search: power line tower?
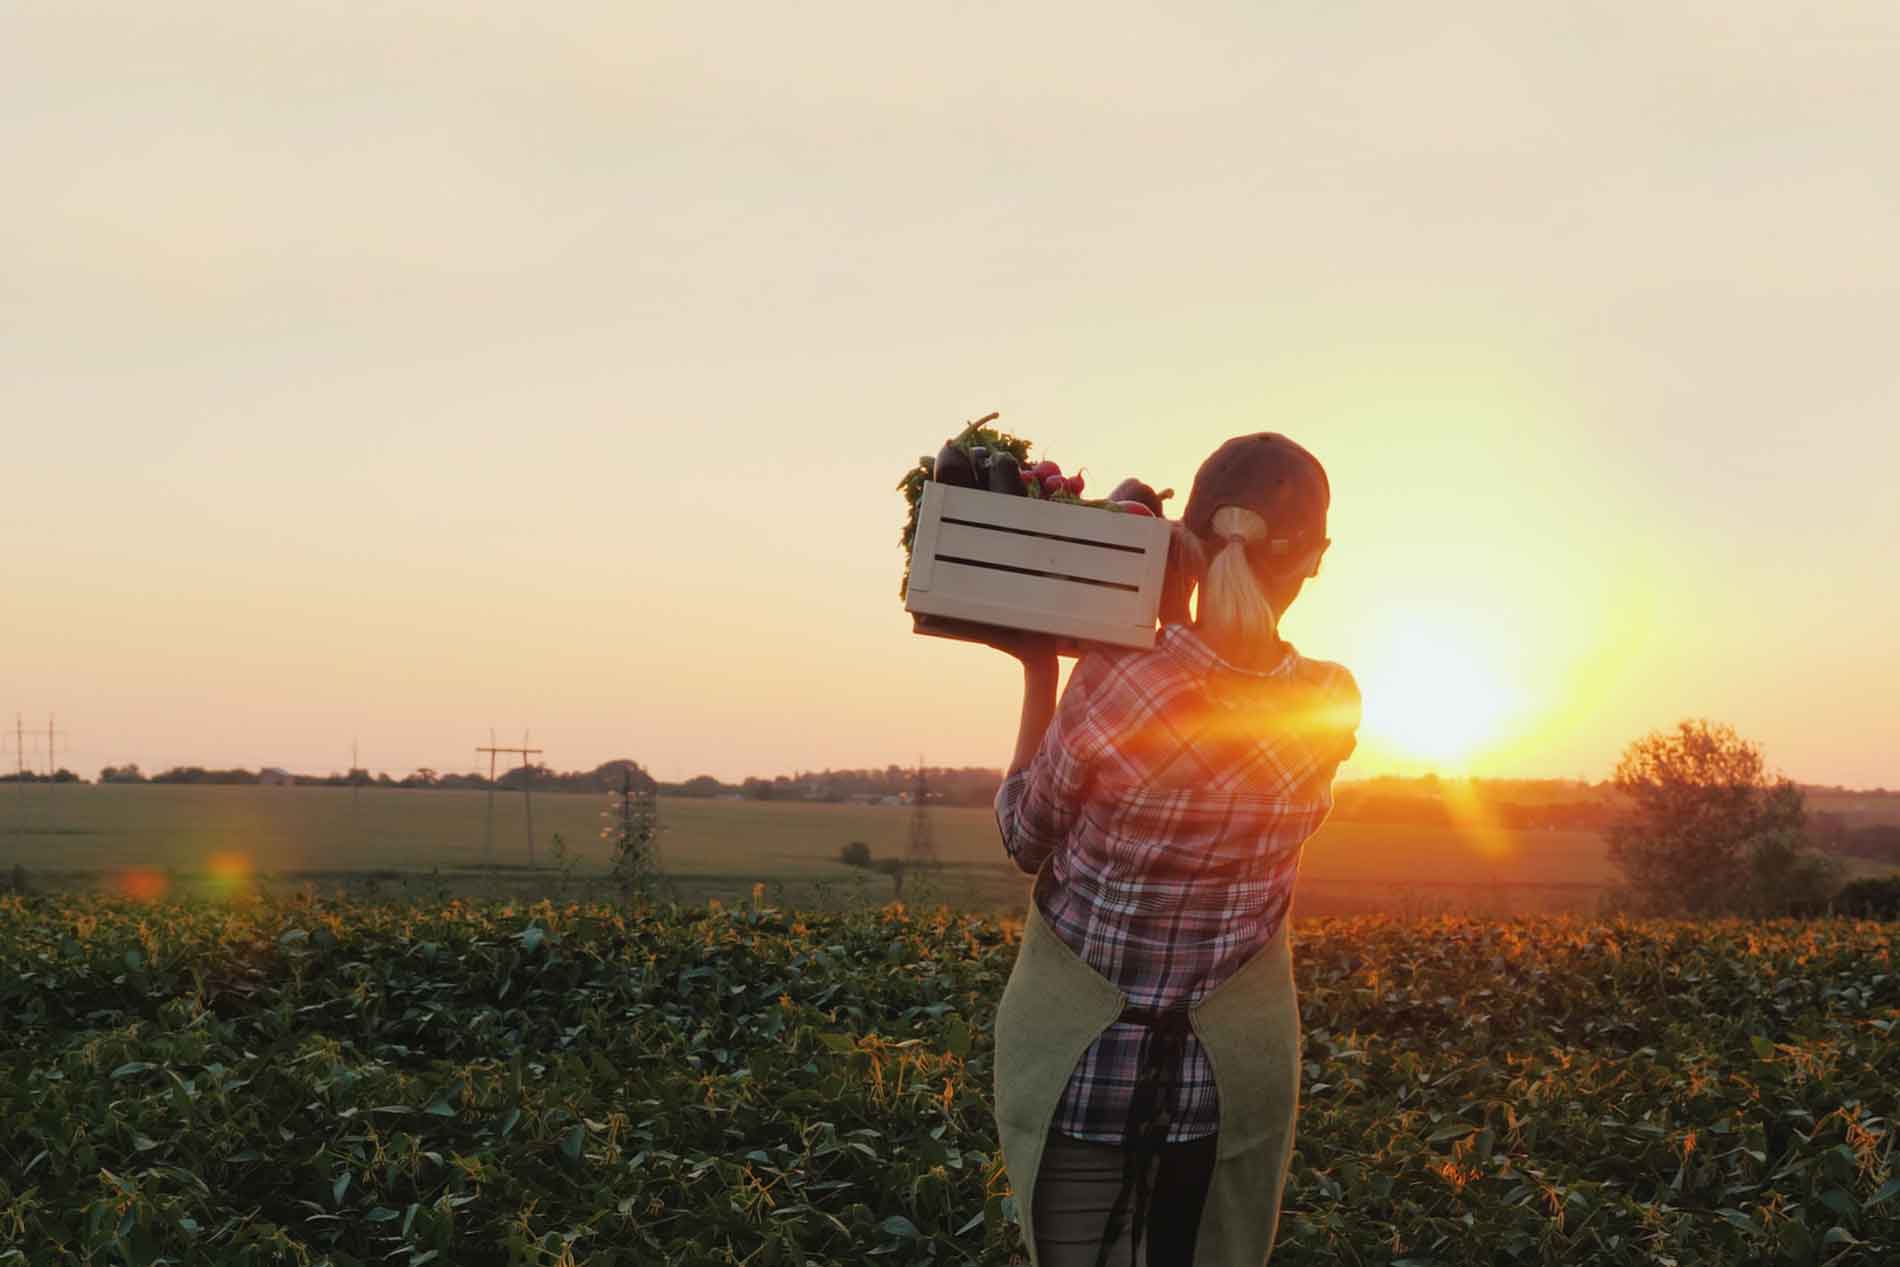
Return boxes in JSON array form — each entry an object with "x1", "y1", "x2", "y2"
[
  {"x1": 477, "y1": 731, "x2": 543, "y2": 867},
  {"x1": 907, "y1": 760, "x2": 939, "y2": 871},
  {"x1": 45, "y1": 715, "x2": 67, "y2": 801},
  {"x1": 6, "y1": 714, "x2": 29, "y2": 809}
]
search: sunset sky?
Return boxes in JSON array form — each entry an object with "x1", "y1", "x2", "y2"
[{"x1": 4, "y1": 3, "x2": 1896, "y2": 789}]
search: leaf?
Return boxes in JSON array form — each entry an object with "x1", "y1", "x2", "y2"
[
  {"x1": 519, "y1": 926, "x2": 545, "y2": 954},
  {"x1": 943, "y1": 1016, "x2": 972, "y2": 1059},
  {"x1": 333, "y1": 1171, "x2": 352, "y2": 1206},
  {"x1": 879, "y1": 1215, "x2": 919, "y2": 1240},
  {"x1": 560, "y1": 1124, "x2": 585, "y2": 1163},
  {"x1": 366, "y1": 1206, "x2": 401, "y2": 1223},
  {"x1": 1749, "y1": 1035, "x2": 1775, "y2": 1060},
  {"x1": 111, "y1": 1062, "x2": 155, "y2": 1080},
  {"x1": 1427, "y1": 1124, "x2": 1476, "y2": 1143},
  {"x1": 1818, "y1": 1188, "x2": 1858, "y2": 1223},
  {"x1": 955, "y1": 1211, "x2": 985, "y2": 1236},
  {"x1": 425, "y1": 1101, "x2": 457, "y2": 1118},
  {"x1": 1867, "y1": 1177, "x2": 1900, "y2": 1208}
]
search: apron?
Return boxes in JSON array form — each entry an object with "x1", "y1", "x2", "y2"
[{"x1": 992, "y1": 864, "x2": 1302, "y2": 1267}]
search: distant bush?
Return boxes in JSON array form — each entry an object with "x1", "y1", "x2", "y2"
[
  {"x1": 1834, "y1": 875, "x2": 1900, "y2": 920},
  {"x1": 838, "y1": 841, "x2": 873, "y2": 868},
  {"x1": 151, "y1": 767, "x2": 257, "y2": 786}
]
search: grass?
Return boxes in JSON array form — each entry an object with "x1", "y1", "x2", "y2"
[{"x1": 2, "y1": 783, "x2": 1893, "y2": 915}]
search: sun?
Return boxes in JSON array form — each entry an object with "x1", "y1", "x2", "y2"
[{"x1": 1354, "y1": 606, "x2": 1521, "y2": 767}]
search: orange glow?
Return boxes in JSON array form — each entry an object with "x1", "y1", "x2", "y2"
[
  {"x1": 207, "y1": 852, "x2": 253, "y2": 894},
  {"x1": 118, "y1": 869, "x2": 169, "y2": 902}
]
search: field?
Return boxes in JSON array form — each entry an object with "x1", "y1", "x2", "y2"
[
  {"x1": 6, "y1": 784, "x2": 1898, "y2": 916},
  {"x1": 1, "y1": 891, "x2": 1895, "y2": 1264}
]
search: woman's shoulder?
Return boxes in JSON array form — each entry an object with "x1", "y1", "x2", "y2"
[
  {"x1": 1286, "y1": 652, "x2": 1359, "y2": 701},
  {"x1": 1279, "y1": 652, "x2": 1362, "y2": 741}
]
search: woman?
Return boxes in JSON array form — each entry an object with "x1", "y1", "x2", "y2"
[{"x1": 987, "y1": 433, "x2": 1360, "y2": 1267}]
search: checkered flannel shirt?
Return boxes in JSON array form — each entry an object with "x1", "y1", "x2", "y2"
[{"x1": 994, "y1": 624, "x2": 1360, "y2": 1144}]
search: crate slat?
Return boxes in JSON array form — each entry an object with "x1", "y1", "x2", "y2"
[
  {"x1": 931, "y1": 518, "x2": 1145, "y2": 588},
  {"x1": 905, "y1": 482, "x2": 1171, "y2": 650}
]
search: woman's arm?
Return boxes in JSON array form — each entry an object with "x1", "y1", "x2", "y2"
[
  {"x1": 1006, "y1": 652, "x2": 1061, "y2": 776},
  {"x1": 986, "y1": 633, "x2": 1089, "y2": 876}
]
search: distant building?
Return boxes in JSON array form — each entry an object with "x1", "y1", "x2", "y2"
[{"x1": 258, "y1": 767, "x2": 293, "y2": 787}]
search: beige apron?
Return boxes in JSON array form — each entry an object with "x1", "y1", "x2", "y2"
[{"x1": 992, "y1": 867, "x2": 1301, "y2": 1266}]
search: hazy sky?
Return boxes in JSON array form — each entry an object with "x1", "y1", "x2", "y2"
[{"x1": 4, "y1": 3, "x2": 1897, "y2": 787}]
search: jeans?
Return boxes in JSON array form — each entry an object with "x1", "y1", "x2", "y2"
[{"x1": 1030, "y1": 1128, "x2": 1218, "y2": 1267}]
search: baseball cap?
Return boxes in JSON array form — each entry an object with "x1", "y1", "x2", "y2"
[{"x1": 1181, "y1": 434, "x2": 1331, "y2": 558}]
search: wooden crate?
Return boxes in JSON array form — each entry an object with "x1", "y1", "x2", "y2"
[{"x1": 904, "y1": 482, "x2": 1172, "y2": 650}]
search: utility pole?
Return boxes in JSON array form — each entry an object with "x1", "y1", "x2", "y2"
[
  {"x1": 522, "y1": 731, "x2": 536, "y2": 868},
  {"x1": 9, "y1": 715, "x2": 24, "y2": 808},
  {"x1": 45, "y1": 715, "x2": 67, "y2": 799},
  {"x1": 476, "y1": 731, "x2": 543, "y2": 867},
  {"x1": 482, "y1": 727, "x2": 498, "y2": 873}
]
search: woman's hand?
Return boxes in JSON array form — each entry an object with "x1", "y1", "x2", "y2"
[
  {"x1": 914, "y1": 613, "x2": 1066, "y2": 668},
  {"x1": 976, "y1": 626, "x2": 1064, "y2": 671}
]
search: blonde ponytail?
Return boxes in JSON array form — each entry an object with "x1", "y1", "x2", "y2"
[{"x1": 1198, "y1": 506, "x2": 1278, "y2": 651}]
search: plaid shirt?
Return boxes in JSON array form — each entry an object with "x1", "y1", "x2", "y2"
[{"x1": 994, "y1": 624, "x2": 1359, "y2": 1144}]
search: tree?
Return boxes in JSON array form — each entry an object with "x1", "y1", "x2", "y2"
[{"x1": 1607, "y1": 720, "x2": 1837, "y2": 915}]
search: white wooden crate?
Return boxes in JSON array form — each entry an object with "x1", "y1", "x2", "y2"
[{"x1": 904, "y1": 482, "x2": 1172, "y2": 649}]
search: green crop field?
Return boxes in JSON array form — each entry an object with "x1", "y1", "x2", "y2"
[
  {"x1": 3, "y1": 785, "x2": 1895, "y2": 915},
  {"x1": 1, "y1": 892, "x2": 1895, "y2": 1264}
]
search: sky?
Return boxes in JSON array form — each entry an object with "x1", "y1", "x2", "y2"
[{"x1": 3, "y1": 2, "x2": 1896, "y2": 789}]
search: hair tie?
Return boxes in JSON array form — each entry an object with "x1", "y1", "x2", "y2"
[{"x1": 1225, "y1": 534, "x2": 1248, "y2": 549}]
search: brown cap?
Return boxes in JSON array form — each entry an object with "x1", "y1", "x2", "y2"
[{"x1": 1181, "y1": 433, "x2": 1329, "y2": 547}]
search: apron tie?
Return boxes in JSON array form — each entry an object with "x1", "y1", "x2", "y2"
[{"x1": 1095, "y1": 1001, "x2": 1196, "y2": 1267}]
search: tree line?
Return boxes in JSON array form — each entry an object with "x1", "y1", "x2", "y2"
[{"x1": 88, "y1": 760, "x2": 660, "y2": 793}]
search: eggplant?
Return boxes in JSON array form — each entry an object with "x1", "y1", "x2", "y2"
[
  {"x1": 968, "y1": 446, "x2": 991, "y2": 486},
  {"x1": 932, "y1": 441, "x2": 979, "y2": 488},
  {"x1": 986, "y1": 452, "x2": 1027, "y2": 495},
  {"x1": 1107, "y1": 478, "x2": 1172, "y2": 516}
]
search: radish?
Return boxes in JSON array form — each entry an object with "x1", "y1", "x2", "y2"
[
  {"x1": 1111, "y1": 499, "x2": 1156, "y2": 516},
  {"x1": 1030, "y1": 460, "x2": 1063, "y2": 482},
  {"x1": 1065, "y1": 473, "x2": 1085, "y2": 496},
  {"x1": 1042, "y1": 474, "x2": 1066, "y2": 496}
]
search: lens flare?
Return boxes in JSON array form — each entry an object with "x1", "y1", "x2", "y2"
[
  {"x1": 207, "y1": 852, "x2": 253, "y2": 895},
  {"x1": 118, "y1": 869, "x2": 170, "y2": 902}
]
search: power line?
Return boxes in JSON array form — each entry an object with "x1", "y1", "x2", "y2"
[{"x1": 477, "y1": 730, "x2": 543, "y2": 869}]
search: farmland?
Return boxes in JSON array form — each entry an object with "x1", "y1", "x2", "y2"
[
  {"x1": 1, "y1": 891, "x2": 1896, "y2": 1264},
  {"x1": 5, "y1": 783, "x2": 1898, "y2": 916}
]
